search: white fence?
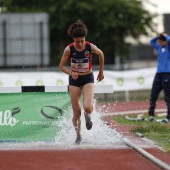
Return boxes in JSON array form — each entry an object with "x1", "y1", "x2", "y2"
[{"x1": 0, "y1": 67, "x2": 156, "y2": 92}]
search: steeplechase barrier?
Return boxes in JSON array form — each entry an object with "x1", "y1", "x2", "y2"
[{"x1": 0, "y1": 85, "x2": 113, "y2": 142}]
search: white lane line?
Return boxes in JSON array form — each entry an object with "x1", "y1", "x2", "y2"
[{"x1": 101, "y1": 109, "x2": 167, "y2": 117}]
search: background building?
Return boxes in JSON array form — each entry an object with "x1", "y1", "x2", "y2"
[{"x1": 0, "y1": 13, "x2": 49, "y2": 68}]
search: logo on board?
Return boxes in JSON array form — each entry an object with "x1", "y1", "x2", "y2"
[
  {"x1": 40, "y1": 106, "x2": 62, "y2": 119},
  {"x1": 0, "y1": 107, "x2": 20, "y2": 127},
  {"x1": 0, "y1": 106, "x2": 63, "y2": 127}
]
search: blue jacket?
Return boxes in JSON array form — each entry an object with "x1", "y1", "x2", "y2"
[{"x1": 150, "y1": 35, "x2": 170, "y2": 73}]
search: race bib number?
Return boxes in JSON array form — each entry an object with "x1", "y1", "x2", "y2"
[{"x1": 71, "y1": 58, "x2": 89, "y2": 72}]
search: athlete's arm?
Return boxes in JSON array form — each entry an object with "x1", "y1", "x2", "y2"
[
  {"x1": 163, "y1": 33, "x2": 170, "y2": 49},
  {"x1": 91, "y1": 43, "x2": 104, "y2": 82},
  {"x1": 59, "y1": 46, "x2": 71, "y2": 75},
  {"x1": 59, "y1": 46, "x2": 78, "y2": 80},
  {"x1": 150, "y1": 37, "x2": 159, "y2": 50}
]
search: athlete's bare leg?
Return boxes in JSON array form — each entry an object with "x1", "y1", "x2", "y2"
[
  {"x1": 82, "y1": 83, "x2": 94, "y2": 115},
  {"x1": 82, "y1": 83, "x2": 94, "y2": 130},
  {"x1": 69, "y1": 85, "x2": 82, "y2": 139}
]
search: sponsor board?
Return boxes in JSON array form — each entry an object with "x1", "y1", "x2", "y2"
[{"x1": 0, "y1": 92, "x2": 70, "y2": 142}]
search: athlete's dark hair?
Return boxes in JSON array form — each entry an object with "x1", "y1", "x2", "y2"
[
  {"x1": 158, "y1": 32, "x2": 166, "y2": 41},
  {"x1": 158, "y1": 34, "x2": 166, "y2": 41},
  {"x1": 67, "y1": 20, "x2": 88, "y2": 38}
]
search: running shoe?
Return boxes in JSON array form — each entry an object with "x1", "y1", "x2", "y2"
[
  {"x1": 85, "y1": 115, "x2": 93, "y2": 130},
  {"x1": 74, "y1": 136, "x2": 82, "y2": 145},
  {"x1": 149, "y1": 116, "x2": 154, "y2": 122},
  {"x1": 161, "y1": 118, "x2": 169, "y2": 124}
]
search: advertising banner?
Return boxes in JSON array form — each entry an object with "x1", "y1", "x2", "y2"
[
  {"x1": 0, "y1": 67, "x2": 156, "y2": 91},
  {"x1": 0, "y1": 92, "x2": 71, "y2": 142}
]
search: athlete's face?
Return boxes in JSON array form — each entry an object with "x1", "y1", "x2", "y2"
[
  {"x1": 73, "y1": 37, "x2": 85, "y2": 48},
  {"x1": 158, "y1": 40, "x2": 167, "y2": 47}
]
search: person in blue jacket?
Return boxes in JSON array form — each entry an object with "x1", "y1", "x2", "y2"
[{"x1": 148, "y1": 32, "x2": 170, "y2": 123}]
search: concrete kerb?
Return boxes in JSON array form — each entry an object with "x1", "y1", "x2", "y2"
[{"x1": 123, "y1": 138, "x2": 170, "y2": 170}]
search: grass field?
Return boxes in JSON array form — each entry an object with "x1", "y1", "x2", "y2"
[{"x1": 113, "y1": 115, "x2": 170, "y2": 154}]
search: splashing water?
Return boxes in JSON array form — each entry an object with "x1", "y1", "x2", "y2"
[{"x1": 54, "y1": 101, "x2": 124, "y2": 149}]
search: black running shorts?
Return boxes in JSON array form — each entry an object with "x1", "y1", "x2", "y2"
[{"x1": 69, "y1": 72, "x2": 94, "y2": 89}]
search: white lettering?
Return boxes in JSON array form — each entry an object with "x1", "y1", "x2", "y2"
[
  {"x1": 22, "y1": 121, "x2": 52, "y2": 125},
  {"x1": 0, "y1": 110, "x2": 19, "y2": 127},
  {"x1": 0, "y1": 111, "x2": 3, "y2": 125}
]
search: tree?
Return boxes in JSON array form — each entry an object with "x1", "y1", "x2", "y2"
[{"x1": 0, "y1": 0, "x2": 156, "y2": 65}]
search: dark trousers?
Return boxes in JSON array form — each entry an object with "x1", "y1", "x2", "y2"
[{"x1": 148, "y1": 73, "x2": 170, "y2": 120}]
